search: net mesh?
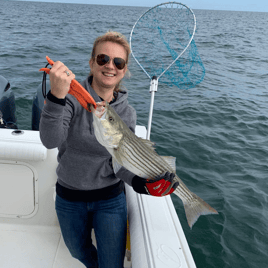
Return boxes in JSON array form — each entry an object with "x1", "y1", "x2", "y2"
[{"x1": 130, "y1": 2, "x2": 205, "y2": 89}]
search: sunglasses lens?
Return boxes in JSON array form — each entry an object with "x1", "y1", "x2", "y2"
[
  {"x1": 96, "y1": 54, "x2": 109, "y2": 66},
  {"x1": 96, "y1": 54, "x2": 126, "y2": 70},
  {"x1": 114, "y1": 58, "x2": 126, "y2": 70}
]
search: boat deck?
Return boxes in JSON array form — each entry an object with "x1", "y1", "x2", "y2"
[{"x1": 0, "y1": 224, "x2": 130, "y2": 268}]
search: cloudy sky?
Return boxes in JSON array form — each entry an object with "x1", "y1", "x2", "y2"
[{"x1": 15, "y1": 0, "x2": 268, "y2": 12}]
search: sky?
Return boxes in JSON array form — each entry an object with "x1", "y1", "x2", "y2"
[{"x1": 15, "y1": 0, "x2": 268, "y2": 12}]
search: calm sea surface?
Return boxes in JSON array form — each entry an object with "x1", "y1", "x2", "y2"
[{"x1": 1, "y1": 1, "x2": 268, "y2": 267}]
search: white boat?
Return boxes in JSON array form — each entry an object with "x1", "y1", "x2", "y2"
[{"x1": 0, "y1": 75, "x2": 196, "y2": 268}]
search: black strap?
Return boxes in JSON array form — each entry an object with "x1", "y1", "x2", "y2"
[{"x1": 42, "y1": 63, "x2": 50, "y2": 99}]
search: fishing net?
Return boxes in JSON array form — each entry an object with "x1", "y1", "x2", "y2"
[{"x1": 130, "y1": 2, "x2": 205, "y2": 89}]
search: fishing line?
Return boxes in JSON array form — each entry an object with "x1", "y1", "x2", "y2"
[{"x1": 130, "y1": 1, "x2": 205, "y2": 139}]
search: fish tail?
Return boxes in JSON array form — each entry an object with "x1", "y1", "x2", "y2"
[{"x1": 174, "y1": 187, "x2": 218, "y2": 228}]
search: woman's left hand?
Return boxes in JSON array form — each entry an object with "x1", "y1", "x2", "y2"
[{"x1": 132, "y1": 172, "x2": 179, "y2": 197}]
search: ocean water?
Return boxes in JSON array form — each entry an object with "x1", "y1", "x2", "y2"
[{"x1": 1, "y1": 1, "x2": 268, "y2": 267}]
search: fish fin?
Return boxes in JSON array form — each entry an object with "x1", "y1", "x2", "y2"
[
  {"x1": 161, "y1": 156, "x2": 176, "y2": 171},
  {"x1": 174, "y1": 187, "x2": 218, "y2": 228},
  {"x1": 112, "y1": 157, "x2": 122, "y2": 174},
  {"x1": 137, "y1": 137, "x2": 156, "y2": 150}
]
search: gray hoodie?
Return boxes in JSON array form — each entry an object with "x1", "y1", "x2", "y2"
[{"x1": 39, "y1": 76, "x2": 137, "y2": 191}]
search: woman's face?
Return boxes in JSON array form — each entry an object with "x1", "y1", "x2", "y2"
[{"x1": 89, "y1": 41, "x2": 128, "y2": 91}]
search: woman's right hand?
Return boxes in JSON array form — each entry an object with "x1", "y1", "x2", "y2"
[{"x1": 49, "y1": 61, "x2": 75, "y2": 99}]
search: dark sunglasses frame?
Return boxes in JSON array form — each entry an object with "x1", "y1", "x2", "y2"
[{"x1": 96, "y1": 54, "x2": 126, "y2": 70}]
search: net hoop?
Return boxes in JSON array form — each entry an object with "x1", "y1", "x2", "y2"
[{"x1": 129, "y1": 1, "x2": 197, "y2": 81}]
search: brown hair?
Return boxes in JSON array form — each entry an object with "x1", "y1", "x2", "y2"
[{"x1": 89, "y1": 31, "x2": 131, "y2": 92}]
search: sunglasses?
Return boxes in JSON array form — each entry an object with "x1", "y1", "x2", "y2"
[{"x1": 96, "y1": 54, "x2": 126, "y2": 70}]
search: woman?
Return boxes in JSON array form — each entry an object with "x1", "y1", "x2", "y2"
[{"x1": 40, "y1": 31, "x2": 177, "y2": 268}]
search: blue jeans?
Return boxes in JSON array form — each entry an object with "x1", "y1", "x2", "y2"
[{"x1": 55, "y1": 191, "x2": 127, "y2": 268}]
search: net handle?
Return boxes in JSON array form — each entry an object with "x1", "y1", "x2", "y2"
[{"x1": 129, "y1": 1, "x2": 197, "y2": 81}]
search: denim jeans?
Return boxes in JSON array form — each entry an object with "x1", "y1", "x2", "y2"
[{"x1": 55, "y1": 191, "x2": 127, "y2": 268}]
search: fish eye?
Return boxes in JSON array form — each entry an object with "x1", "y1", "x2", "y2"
[{"x1": 108, "y1": 116, "x2": 114, "y2": 122}]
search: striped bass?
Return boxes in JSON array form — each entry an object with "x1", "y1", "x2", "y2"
[{"x1": 90, "y1": 101, "x2": 218, "y2": 228}]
